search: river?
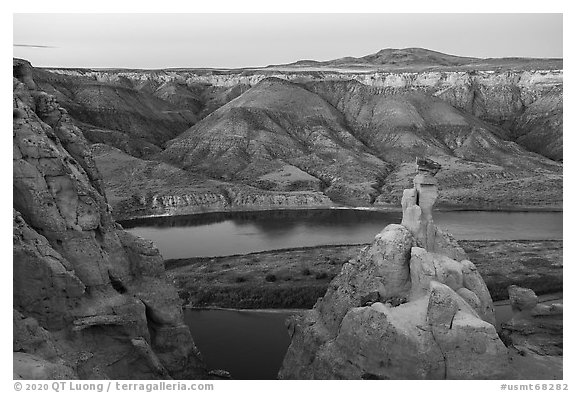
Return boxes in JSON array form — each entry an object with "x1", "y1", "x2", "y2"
[
  {"x1": 184, "y1": 292, "x2": 562, "y2": 380},
  {"x1": 125, "y1": 209, "x2": 562, "y2": 379},
  {"x1": 121, "y1": 209, "x2": 562, "y2": 259}
]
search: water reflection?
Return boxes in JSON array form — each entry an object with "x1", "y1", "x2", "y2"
[
  {"x1": 184, "y1": 309, "x2": 295, "y2": 380},
  {"x1": 121, "y1": 209, "x2": 402, "y2": 231},
  {"x1": 185, "y1": 297, "x2": 561, "y2": 380},
  {"x1": 121, "y1": 209, "x2": 562, "y2": 259}
]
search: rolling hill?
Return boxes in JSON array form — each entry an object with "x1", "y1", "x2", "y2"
[{"x1": 271, "y1": 47, "x2": 562, "y2": 72}]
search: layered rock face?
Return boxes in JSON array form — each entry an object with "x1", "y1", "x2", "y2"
[
  {"x1": 117, "y1": 186, "x2": 333, "y2": 220},
  {"x1": 279, "y1": 162, "x2": 509, "y2": 379},
  {"x1": 158, "y1": 77, "x2": 393, "y2": 207},
  {"x1": 13, "y1": 59, "x2": 207, "y2": 379},
  {"x1": 157, "y1": 76, "x2": 561, "y2": 212},
  {"x1": 49, "y1": 66, "x2": 563, "y2": 160},
  {"x1": 90, "y1": 143, "x2": 332, "y2": 221},
  {"x1": 30, "y1": 65, "x2": 199, "y2": 158},
  {"x1": 24, "y1": 59, "x2": 562, "y2": 219}
]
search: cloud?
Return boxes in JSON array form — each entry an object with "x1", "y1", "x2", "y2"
[{"x1": 13, "y1": 44, "x2": 56, "y2": 49}]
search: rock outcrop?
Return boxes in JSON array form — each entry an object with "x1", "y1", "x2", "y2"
[
  {"x1": 278, "y1": 164, "x2": 508, "y2": 379},
  {"x1": 501, "y1": 286, "x2": 563, "y2": 356},
  {"x1": 13, "y1": 58, "x2": 208, "y2": 379},
  {"x1": 90, "y1": 142, "x2": 333, "y2": 220},
  {"x1": 401, "y1": 159, "x2": 468, "y2": 262}
]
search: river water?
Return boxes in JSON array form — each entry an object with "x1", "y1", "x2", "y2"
[
  {"x1": 185, "y1": 294, "x2": 561, "y2": 380},
  {"x1": 121, "y1": 209, "x2": 562, "y2": 259},
  {"x1": 124, "y1": 209, "x2": 562, "y2": 379}
]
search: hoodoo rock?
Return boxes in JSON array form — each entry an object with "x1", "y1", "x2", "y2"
[
  {"x1": 279, "y1": 160, "x2": 507, "y2": 379},
  {"x1": 13, "y1": 59, "x2": 208, "y2": 379},
  {"x1": 401, "y1": 158, "x2": 467, "y2": 261}
]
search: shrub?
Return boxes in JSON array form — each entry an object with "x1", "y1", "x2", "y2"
[
  {"x1": 234, "y1": 276, "x2": 247, "y2": 283},
  {"x1": 315, "y1": 271, "x2": 329, "y2": 280},
  {"x1": 265, "y1": 274, "x2": 277, "y2": 282},
  {"x1": 301, "y1": 268, "x2": 311, "y2": 276}
]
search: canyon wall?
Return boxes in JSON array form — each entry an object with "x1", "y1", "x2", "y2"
[
  {"x1": 114, "y1": 185, "x2": 333, "y2": 221},
  {"x1": 48, "y1": 67, "x2": 563, "y2": 161},
  {"x1": 36, "y1": 64, "x2": 562, "y2": 219}
]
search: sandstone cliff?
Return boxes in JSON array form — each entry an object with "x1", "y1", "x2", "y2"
[
  {"x1": 29, "y1": 65, "x2": 199, "y2": 158},
  {"x1": 47, "y1": 65, "x2": 562, "y2": 160},
  {"x1": 13, "y1": 59, "x2": 208, "y2": 379},
  {"x1": 278, "y1": 163, "x2": 552, "y2": 379},
  {"x1": 156, "y1": 77, "x2": 560, "y2": 213}
]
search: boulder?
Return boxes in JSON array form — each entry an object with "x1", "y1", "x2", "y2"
[
  {"x1": 508, "y1": 285, "x2": 539, "y2": 312},
  {"x1": 409, "y1": 248, "x2": 495, "y2": 325},
  {"x1": 502, "y1": 286, "x2": 563, "y2": 357}
]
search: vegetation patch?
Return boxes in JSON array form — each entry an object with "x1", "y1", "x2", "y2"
[{"x1": 167, "y1": 240, "x2": 562, "y2": 308}]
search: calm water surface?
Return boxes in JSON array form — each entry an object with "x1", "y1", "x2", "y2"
[
  {"x1": 125, "y1": 209, "x2": 562, "y2": 379},
  {"x1": 186, "y1": 295, "x2": 561, "y2": 380},
  {"x1": 122, "y1": 209, "x2": 562, "y2": 259},
  {"x1": 184, "y1": 309, "x2": 295, "y2": 380}
]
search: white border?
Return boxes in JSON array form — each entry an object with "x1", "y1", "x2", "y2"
[{"x1": 3, "y1": 3, "x2": 572, "y2": 392}]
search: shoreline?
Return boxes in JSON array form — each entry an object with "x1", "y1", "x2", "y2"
[
  {"x1": 184, "y1": 292, "x2": 564, "y2": 313},
  {"x1": 184, "y1": 306, "x2": 306, "y2": 314},
  {"x1": 493, "y1": 292, "x2": 563, "y2": 307},
  {"x1": 117, "y1": 204, "x2": 563, "y2": 224},
  {"x1": 165, "y1": 239, "x2": 563, "y2": 266}
]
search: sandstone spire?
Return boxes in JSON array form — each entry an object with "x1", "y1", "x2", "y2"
[{"x1": 402, "y1": 158, "x2": 467, "y2": 261}]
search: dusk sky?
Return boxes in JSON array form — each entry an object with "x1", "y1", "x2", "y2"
[{"x1": 13, "y1": 13, "x2": 563, "y2": 69}]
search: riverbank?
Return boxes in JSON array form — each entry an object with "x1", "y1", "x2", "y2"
[
  {"x1": 166, "y1": 240, "x2": 563, "y2": 309},
  {"x1": 185, "y1": 293, "x2": 563, "y2": 319},
  {"x1": 118, "y1": 204, "x2": 562, "y2": 223}
]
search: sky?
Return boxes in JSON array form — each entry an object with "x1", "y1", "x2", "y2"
[{"x1": 13, "y1": 13, "x2": 563, "y2": 69}]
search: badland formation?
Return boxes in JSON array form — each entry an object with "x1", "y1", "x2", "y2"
[{"x1": 13, "y1": 48, "x2": 562, "y2": 379}]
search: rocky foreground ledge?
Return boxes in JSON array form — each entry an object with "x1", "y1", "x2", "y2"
[
  {"x1": 278, "y1": 162, "x2": 562, "y2": 379},
  {"x1": 13, "y1": 59, "x2": 211, "y2": 379}
]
